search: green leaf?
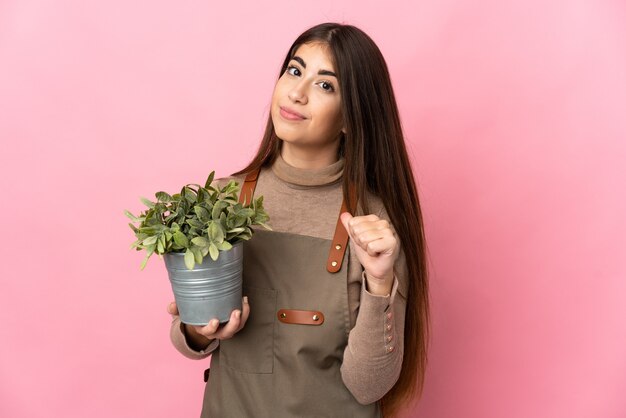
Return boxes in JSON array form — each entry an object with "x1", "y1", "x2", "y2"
[
  {"x1": 142, "y1": 235, "x2": 158, "y2": 246},
  {"x1": 239, "y1": 208, "x2": 254, "y2": 218},
  {"x1": 216, "y1": 241, "x2": 232, "y2": 251},
  {"x1": 154, "y1": 203, "x2": 167, "y2": 219},
  {"x1": 204, "y1": 171, "x2": 215, "y2": 188},
  {"x1": 140, "y1": 254, "x2": 150, "y2": 270},
  {"x1": 221, "y1": 180, "x2": 239, "y2": 195},
  {"x1": 211, "y1": 201, "x2": 227, "y2": 220},
  {"x1": 155, "y1": 191, "x2": 173, "y2": 202},
  {"x1": 257, "y1": 222, "x2": 273, "y2": 231},
  {"x1": 197, "y1": 188, "x2": 209, "y2": 204},
  {"x1": 139, "y1": 225, "x2": 165, "y2": 234},
  {"x1": 253, "y1": 211, "x2": 270, "y2": 224},
  {"x1": 228, "y1": 184, "x2": 240, "y2": 195},
  {"x1": 186, "y1": 219, "x2": 204, "y2": 229},
  {"x1": 178, "y1": 198, "x2": 189, "y2": 215},
  {"x1": 184, "y1": 249, "x2": 195, "y2": 270},
  {"x1": 183, "y1": 186, "x2": 197, "y2": 204},
  {"x1": 194, "y1": 206, "x2": 210, "y2": 222},
  {"x1": 157, "y1": 236, "x2": 165, "y2": 253},
  {"x1": 140, "y1": 197, "x2": 155, "y2": 208},
  {"x1": 191, "y1": 246, "x2": 203, "y2": 264},
  {"x1": 209, "y1": 243, "x2": 219, "y2": 261},
  {"x1": 191, "y1": 236, "x2": 209, "y2": 247},
  {"x1": 144, "y1": 244, "x2": 156, "y2": 258},
  {"x1": 124, "y1": 210, "x2": 140, "y2": 222},
  {"x1": 208, "y1": 221, "x2": 224, "y2": 243},
  {"x1": 234, "y1": 214, "x2": 247, "y2": 227},
  {"x1": 237, "y1": 229, "x2": 253, "y2": 241},
  {"x1": 173, "y1": 231, "x2": 188, "y2": 247}
]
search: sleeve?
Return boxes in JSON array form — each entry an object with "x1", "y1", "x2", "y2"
[
  {"x1": 340, "y1": 205, "x2": 409, "y2": 405},
  {"x1": 169, "y1": 316, "x2": 220, "y2": 360}
]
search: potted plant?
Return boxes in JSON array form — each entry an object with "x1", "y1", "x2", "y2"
[{"x1": 125, "y1": 171, "x2": 271, "y2": 325}]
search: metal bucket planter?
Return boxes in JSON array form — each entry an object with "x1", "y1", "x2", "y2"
[{"x1": 163, "y1": 241, "x2": 243, "y2": 326}]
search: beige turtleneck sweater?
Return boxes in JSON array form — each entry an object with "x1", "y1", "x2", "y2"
[{"x1": 170, "y1": 153, "x2": 408, "y2": 405}]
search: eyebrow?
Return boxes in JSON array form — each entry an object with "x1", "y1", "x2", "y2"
[{"x1": 292, "y1": 56, "x2": 337, "y2": 77}]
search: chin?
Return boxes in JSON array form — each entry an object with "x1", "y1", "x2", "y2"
[
  {"x1": 274, "y1": 131, "x2": 298, "y2": 144},
  {"x1": 272, "y1": 121, "x2": 297, "y2": 144}
]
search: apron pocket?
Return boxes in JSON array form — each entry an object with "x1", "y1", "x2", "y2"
[{"x1": 220, "y1": 285, "x2": 276, "y2": 374}]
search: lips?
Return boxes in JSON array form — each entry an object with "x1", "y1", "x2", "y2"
[{"x1": 279, "y1": 106, "x2": 306, "y2": 121}]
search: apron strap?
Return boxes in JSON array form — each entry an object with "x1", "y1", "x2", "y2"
[
  {"x1": 326, "y1": 183, "x2": 356, "y2": 273},
  {"x1": 238, "y1": 168, "x2": 260, "y2": 206},
  {"x1": 238, "y1": 167, "x2": 355, "y2": 274}
]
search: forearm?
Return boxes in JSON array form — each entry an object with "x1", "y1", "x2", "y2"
[{"x1": 341, "y1": 273, "x2": 406, "y2": 405}]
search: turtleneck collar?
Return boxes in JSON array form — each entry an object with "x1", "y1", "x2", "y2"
[{"x1": 271, "y1": 152, "x2": 344, "y2": 187}]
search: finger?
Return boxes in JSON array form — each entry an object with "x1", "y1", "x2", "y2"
[
  {"x1": 194, "y1": 318, "x2": 220, "y2": 337},
  {"x1": 167, "y1": 301, "x2": 179, "y2": 316},
  {"x1": 351, "y1": 218, "x2": 390, "y2": 237},
  {"x1": 351, "y1": 222, "x2": 384, "y2": 249},
  {"x1": 364, "y1": 235, "x2": 397, "y2": 257},
  {"x1": 342, "y1": 214, "x2": 387, "y2": 243},
  {"x1": 212, "y1": 309, "x2": 243, "y2": 340},
  {"x1": 341, "y1": 212, "x2": 380, "y2": 232},
  {"x1": 238, "y1": 296, "x2": 250, "y2": 331},
  {"x1": 360, "y1": 227, "x2": 396, "y2": 247},
  {"x1": 340, "y1": 212, "x2": 353, "y2": 238},
  {"x1": 347, "y1": 214, "x2": 381, "y2": 230},
  {"x1": 351, "y1": 229, "x2": 381, "y2": 251}
]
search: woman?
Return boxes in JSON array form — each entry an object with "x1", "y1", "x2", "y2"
[{"x1": 168, "y1": 22, "x2": 430, "y2": 417}]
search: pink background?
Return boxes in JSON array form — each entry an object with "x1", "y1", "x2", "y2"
[{"x1": 1, "y1": 1, "x2": 625, "y2": 417}]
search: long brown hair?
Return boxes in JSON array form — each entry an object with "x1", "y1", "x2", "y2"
[{"x1": 232, "y1": 22, "x2": 430, "y2": 416}]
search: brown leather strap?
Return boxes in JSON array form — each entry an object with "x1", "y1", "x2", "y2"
[
  {"x1": 326, "y1": 199, "x2": 350, "y2": 273},
  {"x1": 238, "y1": 168, "x2": 260, "y2": 205},
  {"x1": 277, "y1": 309, "x2": 324, "y2": 325},
  {"x1": 326, "y1": 184, "x2": 357, "y2": 273}
]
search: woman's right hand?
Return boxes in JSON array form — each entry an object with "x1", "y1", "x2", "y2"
[{"x1": 167, "y1": 297, "x2": 250, "y2": 343}]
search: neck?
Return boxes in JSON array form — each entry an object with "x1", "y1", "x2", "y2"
[
  {"x1": 280, "y1": 141, "x2": 340, "y2": 170},
  {"x1": 271, "y1": 151, "x2": 345, "y2": 187}
]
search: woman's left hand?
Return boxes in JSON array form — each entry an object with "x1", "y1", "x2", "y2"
[{"x1": 340, "y1": 212, "x2": 399, "y2": 296}]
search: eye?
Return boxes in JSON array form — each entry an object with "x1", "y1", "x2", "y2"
[
  {"x1": 318, "y1": 81, "x2": 335, "y2": 92},
  {"x1": 286, "y1": 65, "x2": 301, "y2": 77}
]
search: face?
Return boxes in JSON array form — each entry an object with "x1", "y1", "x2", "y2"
[{"x1": 270, "y1": 42, "x2": 345, "y2": 151}]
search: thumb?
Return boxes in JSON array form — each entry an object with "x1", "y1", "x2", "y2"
[
  {"x1": 167, "y1": 301, "x2": 179, "y2": 316},
  {"x1": 340, "y1": 212, "x2": 353, "y2": 237}
]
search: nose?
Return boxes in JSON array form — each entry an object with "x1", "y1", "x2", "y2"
[{"x1": 288, "y1": 80, "x2": 308, "y2": 104}]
